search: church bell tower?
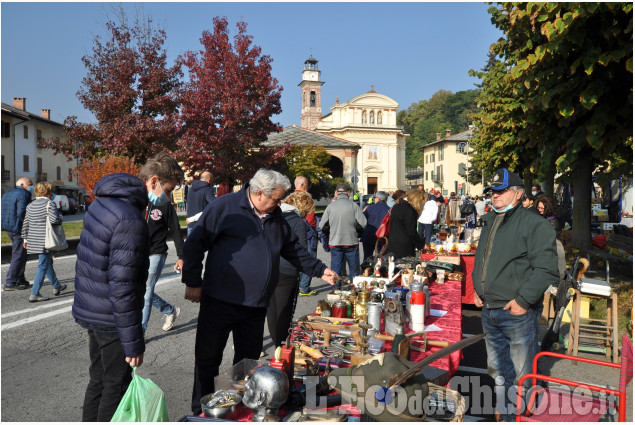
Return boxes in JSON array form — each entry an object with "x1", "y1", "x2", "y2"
[{"x1": 299, "y1": 55, "x2": 324, "y2": 129}]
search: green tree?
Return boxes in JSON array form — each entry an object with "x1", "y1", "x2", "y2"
[
  {"x1": 401, "y1": 89, "x2": 479, "y2": 168},
  {"x1": 470, "y1": 3, "x2": 633, "y2": 249},
  {"x1": 282, "y1": 145, "x2": 331, "y2": 183}
]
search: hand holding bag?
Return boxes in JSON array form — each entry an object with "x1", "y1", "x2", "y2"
[
  {"x1": 44, "y1": 202, "x2": 68, "y2": 251},
  {"x1": 111, "y1": 367, "x2": 169, "y2": 422}
]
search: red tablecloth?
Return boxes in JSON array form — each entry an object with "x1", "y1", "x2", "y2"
[
  {"x1": 226, "y1": 279, "x2": 464, "y2": 421},
  {"x1": 380, "y1": 277, "x2": 463, "y2": 377},
  {"x1": 421, "y1": 253, "x2": 476, "y2": 305}
]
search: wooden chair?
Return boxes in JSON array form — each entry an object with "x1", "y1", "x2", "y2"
[
  {"x1": 516, "y1": 334, "x2": 632, "y2": 422},
  {"x1": 567, "y1": 261, "x2": 619, "y2": 363}
]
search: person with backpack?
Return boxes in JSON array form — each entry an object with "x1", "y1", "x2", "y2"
[{"x1": 460, "y1": 195, "x2": 477, "y2": 228}]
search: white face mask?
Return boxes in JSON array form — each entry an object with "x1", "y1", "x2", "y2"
[{"x1": 531, "y1": 191, "x2": 538, "y2": 196}]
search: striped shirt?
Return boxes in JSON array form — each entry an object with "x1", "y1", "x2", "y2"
[{"x1": 21, "y1": 197, "x2": 63, "y2": 254}]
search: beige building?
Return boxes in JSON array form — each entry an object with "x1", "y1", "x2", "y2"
[
  {"x1": 298, "y1": 56, "x2": 407, "y2": 194},
  {"x1": 1, "y1": 98, "x2": 80, "y2": 196},
  {"x1": 421, "y1": 127, "x2": 483, "y2": 197}
]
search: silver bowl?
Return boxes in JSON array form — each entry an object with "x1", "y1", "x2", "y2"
[{"x1": 201, "y1": 390, "x2": 242, "y2": 418}]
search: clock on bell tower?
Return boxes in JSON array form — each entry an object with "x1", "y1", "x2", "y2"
[{"x1": 299, "y1": 55, "x2": 324, "y2": 130}]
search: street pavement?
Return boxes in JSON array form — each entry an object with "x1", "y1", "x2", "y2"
[{"x1": 1, "y1": 235, "x2": 632, "y2": 421}]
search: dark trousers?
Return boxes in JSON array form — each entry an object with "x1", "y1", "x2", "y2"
[
  {"x1": 192, "y1": 296, "x2": 267, "y2": 414},
  {"x1": 267, "y1": 273, "x2": 299, "y2": 347},
  {"x1": 82, "y1": 329, "x2": 133, "y2": 422},
  {"x1": 6, "y1": 231, "x2": 27, "y2": 286}
]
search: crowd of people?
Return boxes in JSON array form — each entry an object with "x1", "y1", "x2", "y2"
[{"x1": 2, "y1": 157, "x2": 567, "y2": 420}]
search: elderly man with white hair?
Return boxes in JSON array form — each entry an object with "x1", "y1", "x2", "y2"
[{"x1": 182, "y1": 168, "x2": 338, "y2": 415}]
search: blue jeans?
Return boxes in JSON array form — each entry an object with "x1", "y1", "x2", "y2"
[
  {"x1": 481, "y1": 304, "x2": 541, "y2": 421},
  {"x1": 298, "y1": 247, "x2": 316, "y2": 293},
  {"x1": 32, "y1": 253, "x2": 61, "y2": 296},
  {"x1": 330, "y1": 246, "x2": 360, "y2": 286},
  {"x1": 6, "y1": 231, "x2": 27, "y2": 286},
  {"x1": 142, "y1": 253, "x2": 175, "y2": 332},
  {"x1": 423, "y1": 223, "x2": 433, "y2": 245}
]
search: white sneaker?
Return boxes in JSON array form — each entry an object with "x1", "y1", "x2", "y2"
[{"x1": 163, "y1": 307, "x2": 181, "y2": 331}]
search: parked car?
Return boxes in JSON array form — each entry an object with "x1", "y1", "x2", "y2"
[{"x1": 52, "y1": 194, "x2": 70, "y2": 214}]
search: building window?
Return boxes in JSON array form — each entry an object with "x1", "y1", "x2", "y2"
[
  {"x1": 436, "y1": 165, "x2": 442, "y2": 182},
  {"x1": 23, "y1": 125, "x2": 28, "y2": 139},
  {"x1": 457, "y1": 142, "x2": 466, "y2": 153},
  {"x1": 431, "y1": 153, "x2": 435, "y2": 162},
  {"x1": 37, "y1": 157, "x2": 43, "y2": 174},
  {"x1": 57, "y1": 166, "x2": 61, "y2": 181},
  {"x1": 37, "y1": 129, "x2": 42, "y2": 141},
  {"x1": 1, "y1": 121, "x2": 10, "y2": 138},
  {"x1": 438, "y1": 144, "x2": 444, "y2": 161},
  {"x1": 310, "y1": 91, "x2": 316, "y2": 107},
  {"x1": 377, "y1": 111, "x2": 382, "y2": 125},
  {"x1": 68, "y1": 168, "x2": 73, "y2": 182},
  {"x1": 425, "y1": 155, "x2": 428, "y2": 164},
  {"x1": 23, "y1": 155, "x2": 29, "y2": 172},
  {"x1": 425, "y1": 171, "x2": 428, "y2": 181},
  {"x1": 369, "y1": 111, "x2": 375, "y2": 124},
  {"x1": 458, "y1": 163, "x2": 466, "y2": 175},
  {"x1": 361, "y1": 110, "x2": 367, "y2": 124}
]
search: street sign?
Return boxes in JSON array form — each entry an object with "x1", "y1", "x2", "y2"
[
  {"x1": 458, "y1": 183, "x2": 463, "y2": 189},
  {"x1": 352, "y1": 167, "x2": 360, "y2": 177},
  {"x1": 172, "y1": 188, "x2": 184, "y2": 203},
  {"x1": 351, "y1": 175, "x2": 359, "y2": 184}
]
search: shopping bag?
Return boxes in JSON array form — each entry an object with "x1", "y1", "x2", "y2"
[
  {"x1": 111, "y1": 367, "x2": 169, "y2": 422},
  {"x1": 375, "y1": 209, "x2": 392, "y2": 238},
  {"x1": 44, "y1": 202, "x2": 68, "y2": 251}
]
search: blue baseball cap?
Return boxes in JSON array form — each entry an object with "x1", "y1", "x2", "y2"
[{"x1": 485, "y1": 168, "x2": 523, "y2": 192}]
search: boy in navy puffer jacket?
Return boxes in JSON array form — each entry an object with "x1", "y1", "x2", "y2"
[{"x1": 73, "y1": 153, "x2": 183, "y2": 422}]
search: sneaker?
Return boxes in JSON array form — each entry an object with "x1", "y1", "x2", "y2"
[
  {"x1": 260, "y1": 351, "x2": 267, "y2": 358},
  {"x1": 299, "y1": 290, "x2": 317, "y2": 296},
  {"x1": 162, "y1": 306, "x2": 181, "y2": 331},
  {"x1": 29, "y1": 294, "x2": 50, "y2": 303},
  {"x1": 53, "y1": 284, "x2": 67, "y2": 296},
  {"x1": 4, "y1": 283, "x2": 28, "y2": 291}
]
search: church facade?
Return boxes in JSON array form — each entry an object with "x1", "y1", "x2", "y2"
[{"x1": 299, "y1": 56, "x2": 407, "y2": 194}]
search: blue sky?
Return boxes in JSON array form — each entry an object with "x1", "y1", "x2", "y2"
[{"x1": 1, "y1": 2, "x2": 502, "y2": 127}]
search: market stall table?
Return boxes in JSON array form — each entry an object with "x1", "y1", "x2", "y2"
[
  {"x1": 189, "y1": 278, "x2": 465, "y2": 421},
  {"x1": 421, "y1": 253, "x2": 476, "y2": 305}
]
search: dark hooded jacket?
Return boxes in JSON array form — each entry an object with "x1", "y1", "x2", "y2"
[
  {"x1": 72, "y1": 173, "x2": 149, "y2": 358},
  {"x1": 186, "y1": 179, "x2": 215, "y2": 228}
]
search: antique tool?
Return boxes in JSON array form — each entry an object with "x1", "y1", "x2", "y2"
[
  {"x1": 374, "y1": 332, "x2": 450, "y2": 351},
  {"x1": 386, "y1": 333, "x2": 485, "y2": 392},
  {"x1": 297, "y1": 343, "x2": 324, "y2": 360},
  {"x1": 322, "y1": 330, "x2": 332, "y2": 347},
  {"x1": 384, "y1": 297, "x2": 406, "y2": 336}
]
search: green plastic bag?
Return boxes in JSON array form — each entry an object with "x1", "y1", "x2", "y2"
[{"x1": 111, "y1": 367, "x2": 169, "y2": 422}]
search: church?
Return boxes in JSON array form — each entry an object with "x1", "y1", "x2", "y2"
[{"x1": 266, "y1": 56, "x2": 407, "y2": 195}]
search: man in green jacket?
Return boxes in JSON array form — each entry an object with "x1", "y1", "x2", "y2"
[{"x1": 472, "y1": 169, "x2": 559, "y2": 422}]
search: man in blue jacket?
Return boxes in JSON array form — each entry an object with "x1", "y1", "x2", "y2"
[
  {"x1": 72, "y1": 153, "x2": 183, "y2": 422},
  {"x1": 1, "y1": 177, "x2": 33, "y2": 290},
  {"x1": 185, "y1": 171, "x2": 215, "y2": 235},
  {"x1": 182, "y1": 169, "x2": 338, "y2": 415}
]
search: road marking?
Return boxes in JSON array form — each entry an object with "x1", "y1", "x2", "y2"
[
  {"x1": 1, "y1": 306, "x2": 73, "y2": 330},
  {"x1": 1, "y1": 254, "x2": 78, "y2": 268},
  {"x1": 0, "y1": 275, "x2": 182, "y2": 330}
]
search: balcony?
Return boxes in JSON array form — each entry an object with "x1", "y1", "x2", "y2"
[
  {"x1": 1, "y1": 170, "x2": 10, "y2": 181},
  {"x1": 432, "y1": 174, "x2": 444, "y2": 183}
]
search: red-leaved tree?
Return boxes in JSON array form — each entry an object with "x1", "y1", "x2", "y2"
[
  {"x1": 74, "y1": 154, "x2": 141, "y2": 199},
  {"x1": 41, "y1": 15, "x2": 182, "y2": 164},
  {"x1": 177, "y1": 17, "x2": 287, "y2": 184}
]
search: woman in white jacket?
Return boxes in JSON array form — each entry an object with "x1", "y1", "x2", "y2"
[{"x1": 418, "y1": 194, "x2": 443, "y2": 246}]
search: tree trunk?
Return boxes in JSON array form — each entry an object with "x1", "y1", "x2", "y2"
[
  {"x1": 571, "y1": 151, "x2": 593, "y2": 250},
  {"x1": 542, "y1": 162, "x2": 555, "y2": 197}
]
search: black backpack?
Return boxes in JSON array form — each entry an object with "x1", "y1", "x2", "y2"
[{"x1": 460, "y1": 202, "x2": 475, "y2": 216}]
